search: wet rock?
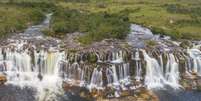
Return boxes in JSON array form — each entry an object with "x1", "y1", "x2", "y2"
[
  {"x1": 62, "y1": 82, "x2": 72, "y2": 91},
  {"x1": 196, "y1": 79, "x2": 201, "y2": 86},
  {"x1": 91, "y1": 89, "x2": 104, "y2": 98},
  {"x1": 62, "y1": 82, "x2": 94, "y2": 100},
  {"x1": 120, "y1": 90, "x2": 130, "y2": 97},
  {"x1": 0, "y1": 74, "x2": 7, "y2": 85},
  {"x1": 180, "y1": 40, "x2": 193, "y2": 49},
  {"x1": 135, "y1": 89, "x2": 159, "y2": 101},
  {"x1": 0, "y1": 85, "x2": 36, "y2": 101},
  {"x1": 98, "y1": 89, "x2": 159, "y2": 101}
]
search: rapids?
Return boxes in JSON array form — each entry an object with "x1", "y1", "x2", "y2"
[{"x1": 0, "y1": 14, "x2": 201, "y2": 101}]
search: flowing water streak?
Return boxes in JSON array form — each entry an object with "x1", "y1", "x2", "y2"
[
  {"x1": 134, "y1": 49, "x2": 142, "y2": 81},
  {"x1": 111, "y1": 51, "x2": 123, "y2": 64},
  {"x1": 142, "y1": 49, "x2": 166, "y2": 89},
  {"x1": 165, "y1": 53, "x2": 180, "y2": 88},
  {"x1": 187, "y1": 48, "x2": 201, "y2": 75},
  {"x1": 159, "y1": 54, "x2": 164, "y2": 74},
  {"x1": 89, "y1": 68, "x2": 103, "y2": 90},
  {"x1": 2, "y1": 47, "x2": 65, "y2": 101},
  {"x1": 108, "y1": 64, "x2": 119, "y2": 85},
  {"x1": 0, "y1": 13, "x2": 67, "y2": 101}
]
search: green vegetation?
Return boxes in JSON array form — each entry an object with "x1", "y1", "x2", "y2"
[
  {"x1": 54, "y1": 0, "x2": 201, "y2": 41},
  {"x1": 87, "y1": 53, "x2": 98, "y2": 63},
  {"x1": 49, "y1": 8, "x2": 130, "y2": 44},
  {"x1": 1, "y1": 0, "x2": 201, "y2": 43},
  {"x1": 0, "y1": 0, "x2": 54, "y2": 37},
  {"x1": 145, "y1": 40, "x2": 158, "y2": 47}
]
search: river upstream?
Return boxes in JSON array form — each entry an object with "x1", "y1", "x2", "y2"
[{"x1": 1, "y1": 14, "x2": 201, "y2": 101}]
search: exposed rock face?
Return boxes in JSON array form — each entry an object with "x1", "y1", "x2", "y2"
[{"x1": 62, "y1": 80, "x2": 159, "y2": 101}]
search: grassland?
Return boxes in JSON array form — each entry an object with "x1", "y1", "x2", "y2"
[
  {"x1": 56, "y1": 0, "x2": 201, "y2": 40},
  {"x1": 0, "y1": 0, "x2": 55, "y2": 37},
  {"x1": 0, "y1": 0, "x2": 201, "y2": 43}
]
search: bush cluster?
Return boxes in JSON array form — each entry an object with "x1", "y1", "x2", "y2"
[{"x1": 49, "y1": 8, "x2": 130, "y2": 44}]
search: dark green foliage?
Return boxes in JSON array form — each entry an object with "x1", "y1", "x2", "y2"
[
  {"x1": 151, "y1": 26, "x2": 182, "y2": 39},
  {"x1": 165, "y1": 4, "x2": 190, "y2": 14},
  {"x1": 87, "y1": 53, "x2": 98, "y2": 63},
  {"x1": 165, "y1": 4, "x2": 201, "y2": 17},
  {"x1": 50, "y1": 8, "x2": 130, "y2": 44}
]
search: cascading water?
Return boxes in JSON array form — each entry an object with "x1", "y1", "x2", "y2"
[
  {"x1": 142, "y1": 49, "x2": 166, "y2": 89},
  {"x1": 107, "y1": 64, "x2": 119, "y2": 85},
  {"x1": 2, "y1": 47, "x2": 65, "y2": 101},
  {"x1": 0, "y1": 14, "x2": 66, "y2": 101},
  {"x1": 111, "y1": 51, "x2": 124, "y2": 64},
  {"x1": 142, "y1": 49, "x2": 181, "y2": 89},
  {"x1": 133, "y1": 49, "x2": 142, "y2": 81},
  {"x1": 165, "y1": 53, "x2": 180, "y2": 88},
  {"x1": 89, "y1": 68, "x2": 103, "y2": 90},
  {"x1": 118, "y1": 63, "x2": 130, "y2": 81},
  {"x1": 106, "y1": 51, "x2": 130, "y2": 87},
  {"x1": 187, "y1": 48, "x2": 201, "y2": 75},
  {"x1": 1, "y1": 14, "x2": 201, "y2": 101}
]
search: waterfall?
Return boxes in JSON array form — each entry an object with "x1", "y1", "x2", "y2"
[
  {"x1": 111, "y1": 51, "x2": 123, "y2": 64},
  {"x1": 2, "y1": 47, "x2": 64, "y2": 99},
  {"x1": 118, "y1": 63, "x2": 130, "y2": 82},
  {"x1": 187, "y1": 48, "x2": 201, "y2": 75},
  {"x1": 65, "y1": 61, "x2": 85, "y2": 86},
  {"x1": 2, "y1": 16, "x2": 201, "y2": 99},
  {"x1": 142, "y1": 49, "x2": 181, "y2": 89},
  {"x1": 89, "y1": 68, "x2": 103, "y2": 90},
  {"x1": 165, "y1": 53, "x2": 180, "y2": 88},
  {"x1": 0, "y1": 14, "x2": 67, "y2": 101},
  {"x1": 106, "y1": 64, "x2": 119, "y2": 86},
  {"x1": 159, "y1": 55, "x2": 164, "y2": 74},
  {"x1": 142, "y1": 49, "x2": 166, "y2": 89},
  {"x1": 134, "y1": 49, "x2": 142, "y2": 81},
  {"x1": 186, "y1": 56, "x2": 193, "y2": 75}
]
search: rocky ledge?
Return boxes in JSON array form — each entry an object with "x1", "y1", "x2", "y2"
[{"x1": 62, "y1": 82, "x2": 159, "y2": 101}]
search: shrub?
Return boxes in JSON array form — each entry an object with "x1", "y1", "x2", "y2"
[
  {"x1": 151, "y1": 26, "x2": 182, "y2": 39},
  {"x1": 50, "y1": 8, "x2": 130, "y2": 44}
]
